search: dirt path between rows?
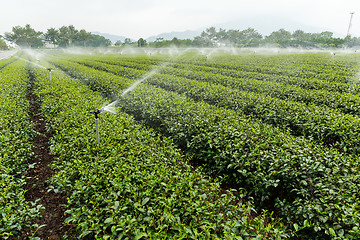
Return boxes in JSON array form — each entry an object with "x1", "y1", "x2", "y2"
[{"x1": 23, "y1": 69, "x2": 73, "y2": 239}]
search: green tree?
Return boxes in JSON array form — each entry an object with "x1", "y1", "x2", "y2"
[
  {"x1": 203, "y1": 27, "x2": 218, "y2": 42},
  {"x1": 137, "y1": 38, "x2": 146, "y2": 47},
  {"x1": 78, "y1": 29, "x2": 92, "y2": 47},
  {"x1": 311, "y1": 31, "x2": 343, "y2": 47},
  {"x1": 31, "y1": 38, "x2": 44, "y2": 48},
  {"x1": 153, "y1": 37, "x2": 165, "y2": 47},
  {"x1": 199, "y1": 27, "x2": 218, "y2": 46},
  {"x1": 115, "y1": 40, "x2": 122, "y2": 46},
  {"x1": 266, "y1": 29, "x2": 292, "y2": 47},
  {"x1": 67, "y1": 25, "x2": 78, "y2": 47},
  {"x1": 344, "y1": 36, "x2": 360, "y2": 48},
  {"x1": 86, "y1": 34, "x2": 111, "y2": 47},
  {"x1": 193, "y1": 35, "x2": 213, "y2": 47},
  {"x1": 179, "y1": 39, "x2": 193, "y2": 47},
  {"x1": 171, "y1": 37, "x2": 180, "y2": 47},
  {"x1": 123, "y1": 38, "x2": 133, "y2": 45},
  {"x1": 59, "y1": 26, "x2": 70, "y2": 47},
  {"x1": 224, "y1": 29, "x2": 240, "y2": 45},
  {"x1": 216, "y1": 28, "x2": 227, "y2": 43},
  {"x1": 4, "y1": 24, "x2": 43, "y2": 48},
  {"x1": 291, "y1": 30, "x2": 313, "y2": 47},
  {"x1": 44, "y1": 28, "x2": 59, "y2": 47},
  {"x1": 0, "y1": 39, "x2": 8, "y2": 50},
  {"x1": 319, "y1": 31, "x2": 334, "y2": 39},
  {"x1": 240, "y1": 28, "x2": 262, "y2": 47},
  {"x1": 58, "y1": 25, "x2": 78, "y2": 47},
  {"x1": 225, "y1": 28, "x2": 262, "y2": 47}
]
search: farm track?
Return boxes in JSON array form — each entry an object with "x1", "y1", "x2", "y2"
[
  {"x1": 0, "y1": 49, "x2": 18, "y2": 61},
  {"x1": 23, "y1": 69, "x2": 73, "y2": 239}
]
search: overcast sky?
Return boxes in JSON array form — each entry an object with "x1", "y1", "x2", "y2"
[{"x1": 1, "y1": 0, "x2": 360, "y2": 39}]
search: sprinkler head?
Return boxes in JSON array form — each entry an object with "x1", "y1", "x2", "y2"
[
  {"x1": 47, "y1": 68, "x2": 52, "y2": 72},
  {"x1": 91, "y1": 108, "x2": 103, "y2": 119}
]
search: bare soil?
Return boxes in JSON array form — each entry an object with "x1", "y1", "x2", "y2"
[{"x1": 22, "y1": 71, "x2": 74, "y2": 239}]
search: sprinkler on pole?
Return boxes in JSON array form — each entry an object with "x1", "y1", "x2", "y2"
[
  {"x1": 91, "y1": 108, "x2": 103, "y2": 145},
  {"x1": 47, "y1": 68, "x2": 53, "y2": 81},
  {"x1": 90, "y1": 102, "x2": 117, "y2": 145}
]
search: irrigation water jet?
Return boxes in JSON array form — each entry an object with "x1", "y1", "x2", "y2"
[
  {"x1": 90, "y1": 104, "x2": 117, "y2": 145},
  {"x1": 16, "y1": 56, "x2": 47, "y2": 69},
  {"x1": 16, "y1": 57, "x2": 54, "y2": 81},
  {"x1": 101, "y1": 101, "x2": 118, "y2": 114},
  {"x1": 98, "y1": 48, "x2": 195, "y2": 117},
  {"x1": 121, "y1": 70, "x2": 158, "y2": 97},
  {"x1": 94, "y1": 48, "x2": 196, "y2": 136}
]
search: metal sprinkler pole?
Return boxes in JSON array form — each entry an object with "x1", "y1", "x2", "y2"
[
  {"x1": 95, "y1": 118, "x2": 99, "y2": 145},
  {"x1": 91, "y1": 108, "x2": 102, "y2": 145},
  {"x1": 47, "y1": 68, "x2": 52, "y2": 81}
]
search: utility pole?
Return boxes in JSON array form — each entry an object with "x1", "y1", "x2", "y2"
[{"x1": 347, "y1": 12, "x2": 355, "y2": 37}]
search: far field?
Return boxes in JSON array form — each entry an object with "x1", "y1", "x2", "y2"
[{"x1": 2, "y1": 48, "x2": 360, "y2": 239}]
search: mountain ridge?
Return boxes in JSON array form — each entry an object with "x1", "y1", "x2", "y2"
[{"x1": 91, "y1": 32, "x2": 130, "y2": 43}]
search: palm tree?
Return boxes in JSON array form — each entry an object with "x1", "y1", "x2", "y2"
[
  {"x1": 44, "y1": 28, "x2": 59, "y2": 47},
  {"x1": 59, "y1": 26, "x2": 70, "y2": 47},
  {"x1": 78, "y1": 29, "x2": 92, "y2": 47},
  {"x1": 67, "y1": 25, "x2": 78, "y2": 47}
]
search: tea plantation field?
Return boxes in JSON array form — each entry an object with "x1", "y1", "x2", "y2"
[{"x1": 2, "y1": 49, "x2": 360, "y2": 239}]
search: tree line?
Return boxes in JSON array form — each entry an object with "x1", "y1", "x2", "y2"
[
  {"x1": 150, "y1": 27, "x2": 360, "y2": 48},
  {"x1": 1, "y1": 24, "x2": 111, "y2": 48},
  {"x1": 2, "y1": 24, "x2": 360, "y2": 49},
  {"x1": 114, "y1": 27, "x2": 360, "y2": 49}
]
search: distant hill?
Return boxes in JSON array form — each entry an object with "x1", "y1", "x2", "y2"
[
  {"x1": 91, "y1": 32, "x2": 131, "y2": 43},
  {"x1": 146, "y1": 30, "x2": 202, "y2": 42},
  {"x1": 93, "y1": 30, "x2": 202, "y2": 44}
]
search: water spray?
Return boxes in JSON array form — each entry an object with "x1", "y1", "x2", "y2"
[
  {"x1": 91, "y1": 49, "x2": 192, "y2": 144},
  {"x1": 89, "y1": 69, "x2": 160, "y2": 145},
  {"x1": 90, "y1": 104, "x2": 117, "y2": 145},
  {"x1": 16, "y1": 56, "x2": 54, "y2": 81},
  {"x1": 16, "y1": 56, "x2": 47, "y2": 69}
]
